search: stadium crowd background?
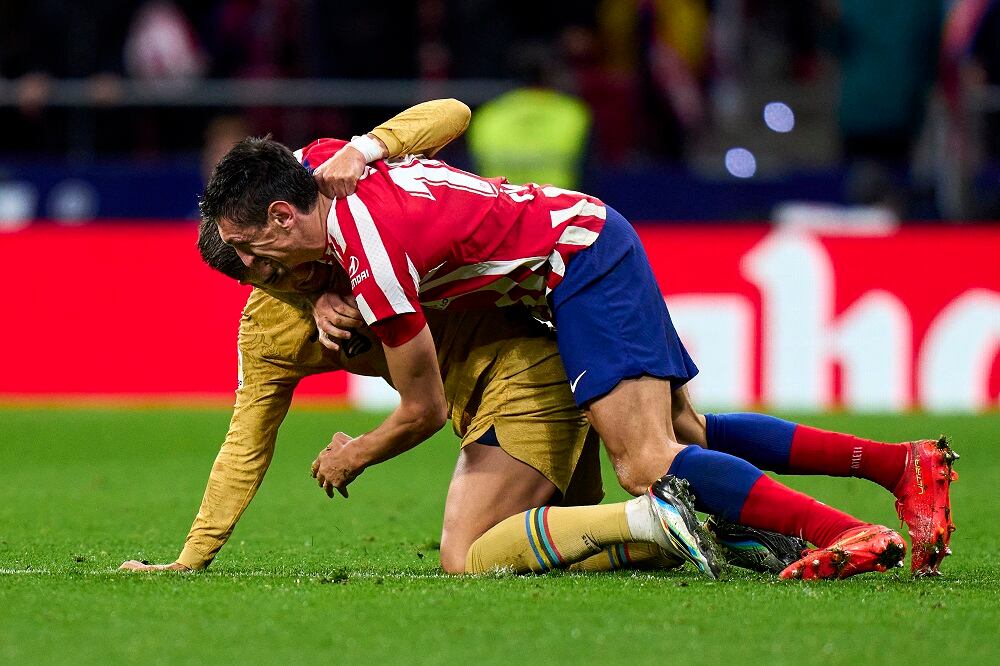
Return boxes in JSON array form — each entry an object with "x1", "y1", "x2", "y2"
[
  {"x1": 1, "y1": 0, "x2": 997, "y2": 412},
  {"x1": 2, "y1": 0, "x2": 999, "y2": 223}
]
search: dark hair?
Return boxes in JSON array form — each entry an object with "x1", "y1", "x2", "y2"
[
  {"x1": 197, "y1": 216, "x2": 248, "y2": 281},
  {"x1": 198, "y1": 135, "x2": 318, "y2": 230}
]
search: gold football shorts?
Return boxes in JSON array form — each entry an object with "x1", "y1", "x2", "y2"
[{"x1": 449, "y1": 332, "x2": 604, "y2": 507}]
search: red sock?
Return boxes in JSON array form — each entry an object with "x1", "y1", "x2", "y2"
[
  {"x1": 788, "y1": 425, "x2": 908, "y2": 491},
  {"x1": 739, "y1": 475, "x2": 865, "y2": 548}
]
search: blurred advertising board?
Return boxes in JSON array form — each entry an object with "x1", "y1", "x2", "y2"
[
  {"x1": 0, "y1": 222, "x2": 349, "y2": 404},
  {"x1": 1, "y1": 221, "x2": 997, "y2": 411},
  {"x1": 647, "y1": 224, "x2": 999, "y2": 412}
]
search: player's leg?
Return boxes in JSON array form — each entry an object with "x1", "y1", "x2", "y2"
[
  {"x1": 670, "y1": 385, "x2": 950, "y2": 505},
  {"x1": 700, "y1": 412, "x2": 908, "y2": 490},
  {"x1": 442, "y1": 439, "x2": 683, "y2": 575},
  {"x1": 584, "y1": 376, "x2": 682, "y2": 494},
  {"x1": 463, "y1": 497, "x2": 687, "y2": 574},
  {"x1": 458, "y1": 432, "x2": 686, "y2": 574},
  {"x1": 554, "y1": 208, "x2": 904, "y2": 578},
  {"x1": 559, "y1": 429, "x2": 679, "y2": 572},
  {"x1": 439, "y1": 440, "x2": 557, "y2": 573},
  {"x1": 441, "y1": 355, "x2": 689, "y2": 577},
  {"x1": 442, "y1": 431, "x2": 686, "y2": 575},
  {"x1": 670, "y1": 385, "x2": 909, "y2": 490},
  {"x1": 669, "y1": 386, "x2": 899, "y2": 576},
  {"x1": 701, "y1": 411, "x2": 958, "y2": 574},
  {"x1": 585, "y1": 377, "x2": 868, "y2": 547},
  {"x1": 439, "y1": 334, "x2": 595, "y2": 572},
  {"x1": 671, "y1": 387, "x2": 956, "y2": 575},
  {"x1": 550, "y1": 206, "x2": 698, "y2": 496}
]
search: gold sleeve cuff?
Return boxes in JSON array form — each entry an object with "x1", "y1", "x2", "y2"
[
  {"x1": 177, "y1": 544, "x2": 211, "y2": 571},
  {"x1": 370, "y1": 98, "x2": 471, "y2": 157},
  {"x1": 370, "y1": 127, "x2": 404, "y2": 157}
]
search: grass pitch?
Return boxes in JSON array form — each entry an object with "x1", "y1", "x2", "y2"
[{"x1": 1, "y1": 407, "x2": 997, "y2": 664}]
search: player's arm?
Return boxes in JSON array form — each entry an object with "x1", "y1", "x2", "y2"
[
  {"x1": 370, "y1": 98, "x2": 471, "y2": 158},
  {"x1": 121, "y1": 319, "x2": 311, "y2": 572},
  {"x1": 176, "y1": 359, "x2": 298, "y2": 570},
  {"x1": 313, "y1": 322, "x2": 447, "y2": 498},
  {"x1": 313, "y1": 98, "x2": 471, "y2": 198}
]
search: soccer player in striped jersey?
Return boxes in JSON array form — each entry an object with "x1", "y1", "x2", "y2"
[{"x1": 203, "y1": 107, "x2": 956, "y2": 580}]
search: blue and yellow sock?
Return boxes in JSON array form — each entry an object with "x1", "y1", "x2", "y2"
[{"x1": 464, "y1": 503, "x2": 633, "y2": 574}]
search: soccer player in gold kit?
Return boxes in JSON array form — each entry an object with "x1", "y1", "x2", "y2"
[{"x1": 121, "y1": 100, "x2": 698, "y2": 576}]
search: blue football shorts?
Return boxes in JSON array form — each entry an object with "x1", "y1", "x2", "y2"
[{"x1": 551, "y1": 205, "x2": 699, "y2": 407}]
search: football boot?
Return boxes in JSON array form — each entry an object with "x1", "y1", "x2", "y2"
[
  {"x1": 705, "y1": 516, "x2": 808, "y2": 575},
  {"x1": 779, "y1": 524, "x2": 906, "y2": 581},
  {"x1": 646, "y1": 475, "x2": 722, "y2": 579},
  {"x1": 892, "y1": 437, "x2": 959, "y2": 576}
]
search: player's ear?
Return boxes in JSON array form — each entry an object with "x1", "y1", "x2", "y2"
[{"x1": 267, "y1": 200, "x2": 295, "y2": 230}]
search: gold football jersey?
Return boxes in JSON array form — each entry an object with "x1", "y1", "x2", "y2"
[{"x1": 177, "y1": 98, "x2": 599, "y2": 570}]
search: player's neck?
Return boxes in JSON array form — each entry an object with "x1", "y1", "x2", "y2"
[{"x1": 310, "y1": 195, "x2": 335, "y2": 256}]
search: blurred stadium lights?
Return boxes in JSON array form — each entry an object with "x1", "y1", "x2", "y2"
[
  {"x1": 763, "y1": 102, "x2": 795, "y2": 133},
  {"x1": 47, "y1": 179, "x2": 99, "y2": 222},
  {"x1": 0, "y1": 78, "x2": 520, "y2": 108},
  {"x1": 724, "y1": 147, "x2": 757, "y2": 178}
]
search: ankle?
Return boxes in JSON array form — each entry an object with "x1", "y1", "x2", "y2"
[{"x1": 624, "y1": 495, "x2": 656, "y2": 543}]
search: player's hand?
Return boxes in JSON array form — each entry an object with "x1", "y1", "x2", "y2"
[
  {"x1": 312, "y1": 291, "x2": 364, "y2": 351},
  {"x1": 118, "y1": 560, "x2": 190, "y2": 572},
  {"x1": 311, "y1": 432, "x2": 364, "y2": 498},
  {"x1": 313, "y1": 145, "x2": 368, "y2": 199}
]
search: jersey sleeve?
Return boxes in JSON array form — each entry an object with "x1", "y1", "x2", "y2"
[
  {"x1": 370, "y1": 98, "x2": 471, "y2": 157},
  {"x1": 370, "y1": 312, "x2": 426, "y2": 347},
  {"x1": 334, "y1": 193, "x2": 426, "y2": 345},
  {"x1": 176, "y1": 312, "x2": 305, "y2": 570}
]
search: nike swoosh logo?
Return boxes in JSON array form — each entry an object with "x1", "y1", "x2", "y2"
[{"x1": 569, "y1": 370, "x2": 587, "y2": 393}]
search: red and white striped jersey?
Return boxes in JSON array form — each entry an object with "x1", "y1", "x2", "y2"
[{"x1": 297, "y1": 138, "x2": 607, "y2": 344}]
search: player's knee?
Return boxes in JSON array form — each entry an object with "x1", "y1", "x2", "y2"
[
  {"x1": 612, "y1": 442, "x2": 685, "y2": 495},
  {"x1": 612, "y1": 464, "x2": 657, "y2": 496},
  {"x1": 440, "y1": 558, "x2": 466, "y2": 575},
  {"x1": 438, "y1": 543, "x2": 470, "y2": 574}
]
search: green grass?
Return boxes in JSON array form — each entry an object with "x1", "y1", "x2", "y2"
[{"x1": 1, "y1": 407, "x2": 997, "y2": 664}]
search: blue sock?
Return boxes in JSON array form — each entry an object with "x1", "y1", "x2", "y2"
[
  {"x1": 667, "y1": 445, "x2": 764, "y2": 522},
  {"x1": 704, "y1": 413, "x2": 797, "y2": 473}
]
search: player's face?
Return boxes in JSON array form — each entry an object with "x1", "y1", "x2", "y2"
[
  {"x1": 216, "y1": 210, "x2": 315, "y2": 270},
  {"x1": 245, "y1": 260, "x2": 333, "y2": 295}
]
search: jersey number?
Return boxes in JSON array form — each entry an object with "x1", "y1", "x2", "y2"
[{"x1": 387, "y1": 157, "x2": 499, "y2": 201}]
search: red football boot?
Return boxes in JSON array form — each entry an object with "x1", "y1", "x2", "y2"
[
  {"x1": 779, "y1": 525, "x2": 906, "y2": 581},
  {"x1": 892, "y1": 437, "x2": 959, "y2": 576}
]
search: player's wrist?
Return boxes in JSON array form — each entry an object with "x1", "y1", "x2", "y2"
[
  {"x1": 176, "y1": 545, "x2": 209, "y2": 571},
  {"x1": 346, "y1": 434, "x2": 369, "y2": 468},
  {"x1": 348, "y1": 134, "x2": 386, "y2": 163}
]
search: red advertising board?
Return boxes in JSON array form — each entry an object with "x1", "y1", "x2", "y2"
[
  {"x1": 1, "y1": 221, "x2": 997, "y2": 410},
  {"x1": 644, "y1": 224, "x2": 999, "y2": 411},
  {"x1": 0, "y1": 222, "x2": 348, "y2": 403}
]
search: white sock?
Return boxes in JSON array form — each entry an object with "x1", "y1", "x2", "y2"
[{"x1": 624, "y1": 495, "x2": 657, "y2": 543}]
